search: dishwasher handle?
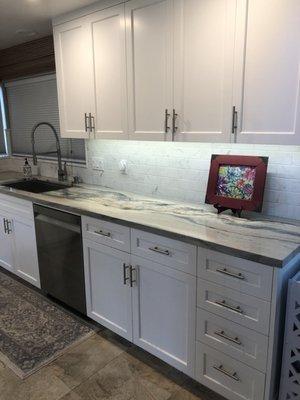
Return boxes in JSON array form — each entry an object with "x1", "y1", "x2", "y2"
[{"x1": 35, "y1": 213, "x2": 81, "y2": 234}]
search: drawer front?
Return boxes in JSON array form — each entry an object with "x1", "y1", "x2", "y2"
[
  {"x1": 195, "y1": 343, "x2": 265, "y2": 400},
  {"x1": 0, "y1": 193, "x2": 33, "y2": 219},
  {"x1": 82, "y1": 216, "x2": 130, "y2": 252},
  {"x1": 197, "y1": 309, "x2": 268, "y2": 372},
  {"x1": 197, "y1": 280, "x2": 271, "y2": 335},
  {"x1": 131, "y1": 229, "x2": 196, "y2": 275},
  {"x1": 198, "y1": 249, "x2": 273, "y2": 300}
]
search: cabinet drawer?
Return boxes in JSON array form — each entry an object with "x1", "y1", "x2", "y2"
[
  {"x1": 196, "y1": 309, "x2": 268, "y2": 372},
  {"x1": 197, "y1": 280, "x2": 270, "y2": 334},
  {"x1": 131, "y1": 229, "x2": 196, "y2": 275},
  {"x1": 82, "y1": 216, "x2": 130, "y2": 252},
  {"x1": 0, "y1": 193, "x2": 33, "y2": 220},
  {"x1": 195, "y1": 343, "x2": 265, "y2": 400},
  {"x1": 197, "y1": 249, "x2": 273, "y2": 300}
]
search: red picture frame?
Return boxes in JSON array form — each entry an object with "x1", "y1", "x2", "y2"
[{"x1": 205, "y1": 155, "x2": 268, "y2": 216}]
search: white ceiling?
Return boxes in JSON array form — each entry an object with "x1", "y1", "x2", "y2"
[{"x1": 0, "y1": 0, "x2": 99, "y2": 50}]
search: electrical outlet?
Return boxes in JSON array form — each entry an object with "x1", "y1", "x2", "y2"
[{"x1": 91, "y1": 157, "x2": 104, "y2": 171}]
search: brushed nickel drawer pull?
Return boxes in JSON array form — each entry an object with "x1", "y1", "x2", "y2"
[
  {"x1": 213, "y1": 364, "x2": 240, "y2": 381},
  {"x1": 94, "y1": 229, "x2": 111, "y2": 237},
  {"x1": 149, "y1": 246, "x2": 170, "y2": 256},
  {"x1": 214, "y1": 330, "x2": 242, "y2": 346},
  {"x1": 215, "y1": 300, "x2": 243, "y2": 314},
  {"x1": 216, "y1": 267, "x2": 245, "y2": 280},
  {"x1": 123, "y1": 263, "x2": 130, "y2": 285}
]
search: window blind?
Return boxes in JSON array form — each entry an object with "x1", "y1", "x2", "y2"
[
  {"x1": 5, "y1": 75, "x2": 85, "y2": 162},
  {"x1": 0, "y1": 89, "x2": 6, "y2": 154}
]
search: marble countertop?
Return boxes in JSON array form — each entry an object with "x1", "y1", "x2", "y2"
[{"x1": 0, "y1": 171, "x2": 299, "y2": 268}]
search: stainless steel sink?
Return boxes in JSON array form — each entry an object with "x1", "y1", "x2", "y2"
[{"x1": 2, "y1": 179, "x2": 72, "y2": 193}]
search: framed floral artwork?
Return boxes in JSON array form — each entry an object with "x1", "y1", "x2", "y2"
[{"x1": 205, "y1": 155, "x2": 268, "y2": 216}]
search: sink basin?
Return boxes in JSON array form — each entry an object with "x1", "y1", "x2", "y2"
[{"x1": 2, "y1": 179, "x2": 72, "y2": 193}]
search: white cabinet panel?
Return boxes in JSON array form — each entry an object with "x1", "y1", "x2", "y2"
[
  {"x1": 54, "y1": 17, "x2": 94, "y2": 138},
  {"x1": 131, "y1": 255, "x2": 196, "y2": 376},
  {"x1": 174, "y1": 0, "x2": 237, "y2": 142},
  {"x1": 83, "y1": 240, "x2": 133, "y2": 340},
  {"x1": 196, "y1": 343, "x2": 265, "y2": 400},
  {"x1": 197, "y1": 280, "x2": 271, "y2": 334},
  {"x1": 126, "y1": 0, "x2": 173, "y2": 140},
  {"x1": 13, "y1": 216, "x2": 40, "y2": 288},
  {"x1": 88, "y1": 4, "x2": 128, "y2": 139},
  {"x1": 131, "y1": 228, "x2": 196, "y2": 275},
  {"x1": 234, "y1": 0, "x2": 300, "y2": 144},
  {"x1": 197, "y1": 309, "x2": 268, "y2": 372},
  {"x1": 0, "y1": 212, "x2": 14, "y2": 273}
]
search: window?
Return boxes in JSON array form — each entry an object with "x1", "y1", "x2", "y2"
[
  {"x1": 4, "y1": 74, "x2": 86, "y2": 163},
  {"x1": 0, "y1": 86, "x2": 7, "y2": 155}
]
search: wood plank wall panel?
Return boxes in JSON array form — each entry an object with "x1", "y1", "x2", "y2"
[{"x1": 0, "y1": 36, "x2": 55, "y2": 80}]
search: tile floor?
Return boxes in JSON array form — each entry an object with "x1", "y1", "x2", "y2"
[{"x1": 0, "y1": 326, "x2": 226, "y2": 400}]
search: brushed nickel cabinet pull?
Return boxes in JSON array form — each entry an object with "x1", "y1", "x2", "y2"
[
  {"x1": 89, "y1": 113, "x2": 95, "y2": 132},
  {"x1": 123, "y1": 263, "x2": 130, "y2": 285},
  {"x1": 164, "y1": 109, "x2": 170, "y2": 133},
  {"x1": 214, "y1": 330, "x2": 242, "y2": 346},
  {"x1": 129, "y1": 265, "x2": 136, "y2": 287},
  {"x1": 216, "y1": 267, "x2": 245, "y2": 280},
  {"x1": 94, "y1": 229, "x2": 111, "y2": 238},
  {"x1": 213, "y1": 364, "x2": 240, "y2": 381},
  {"x1": 215, "y1": 300, "x2": 243, "y2": 314},
  {"x1": 6, "y1": 219, "x2": 12, "y2": 235},
  {"x1": 172, "y1": 109, "x2": 178, "y2": 140},
  {"x1": 84, "y1": 113, "x2": 89, "y2": 132},
  {"x1": 149, "y1": 246, "x2": 170, "y2": 256},
  {"x1": 3, "y1": 218, "x2": 7, "y2": 234}
]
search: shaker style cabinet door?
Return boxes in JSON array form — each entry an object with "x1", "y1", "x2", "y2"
[
  {"x1": 125, "y1": 0, "x2": 173, "y2": 141},
  {"x1": 0, "y1": 211, "x2": 14, "y2": 273},
  {"x1": 83, "y1": 240, "x2": 133, "y2": 341},
  {"x1": 173, "y1": 0, "x2": 237, "y2": 142},
  {"x1": 233, "y1": 0, "x2": 300, "y2": 144},
  {"x1": 87, "y1": 4, "x2": 128, "y2": 139},
  {"x1": 53, "y1": 17, "x2": 95, "y2": 138},
  {"x1": 13, "y1": 216, "x2": 40, "y2": 288},
  {"x1": 131, "y1": 255, "x2": 196, "y2": 377}
]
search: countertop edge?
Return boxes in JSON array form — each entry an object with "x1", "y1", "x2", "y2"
[{"x1": 1, "y1": 187, "x2": 298, "y2": 268}]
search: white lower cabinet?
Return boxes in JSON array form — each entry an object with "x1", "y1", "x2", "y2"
[
  {"x1": 82, "y1": 229, "x2": 196, "y2": 377},
  {"x1": 12, "y1": 215, "x2": 40, "y2": 288},
  {"x1": 0, "y1": 210, "x2": 14, "y2": 272},
  {"x1": 131, "y1": 255, "x2": 196, "y2": 376},
  {"x1": 83, "y1": 239, "x2": 133, "y2": 340},
  {"x1": 196, "y1": 343, "x2": 265, "y2": 400},
  {"x1": 0, "y1": 196, "x2": 40, "y2": 287}
]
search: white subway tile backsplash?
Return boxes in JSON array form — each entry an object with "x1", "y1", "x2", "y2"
[{"x1": 1, "y1": 140, "x2": 300, "y2": 221}]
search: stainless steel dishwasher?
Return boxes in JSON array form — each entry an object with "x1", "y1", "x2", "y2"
[{"x1": 34, "y1": 204, "x2": 86, "y2": 314}]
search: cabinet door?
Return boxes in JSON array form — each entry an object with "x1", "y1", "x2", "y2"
[
  {"x1": 126, "y1": 0, "x2": 173, "y2": 141},
  {"x1": 54, "y1": 17, "x2": 94, "y2": 138},
  {"x1": 234, "y1": 0, "x2": 300, "y2": 144},
  {"x1": 174, "y1": 0, "x2": 237, "y2": 142},
  {"x1": 131, "y1": 255, "x2": 196, "y2": 376},
  {"x1": 13, "y1": 216, "x2": 40, "y2": 288},
  {"x1": 88, "y1": 4, "x2": 128, "y2": 139},
  {"x1": 0, "y1": 213, "x2": 14, "y2": 273},
  {"x1": 83, "y1": 240, "x2": 133, "y2": 341}
]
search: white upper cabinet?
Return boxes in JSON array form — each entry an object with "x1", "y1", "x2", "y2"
[
  {"x1": 54, "y1": 18, "x2": 94, "y2": 138},
  {"x1": 174, "y1": 0, "x2": 237, "y2": 142},
  {"x1": 87, "y1": 4, "x2": 128, "y2": 139},
  {"x1": 125, "y1": 0, "x2": 173, "y2": 141},
  {"x1": 234, "y1": 0, "x2": 300, "y2": 144}
]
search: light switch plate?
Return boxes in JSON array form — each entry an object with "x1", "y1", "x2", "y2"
[{"x1": 91, "y1": 157, "x2": 104, "y2": 171}]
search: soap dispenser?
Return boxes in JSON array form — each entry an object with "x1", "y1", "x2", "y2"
[{"x1": 23, "y1": 158, "x2": 32, "y2": 179}]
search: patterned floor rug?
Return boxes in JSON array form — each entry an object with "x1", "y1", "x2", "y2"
[{"x1": 0, "y1": 270, "x2": 95, "y2": 379}]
